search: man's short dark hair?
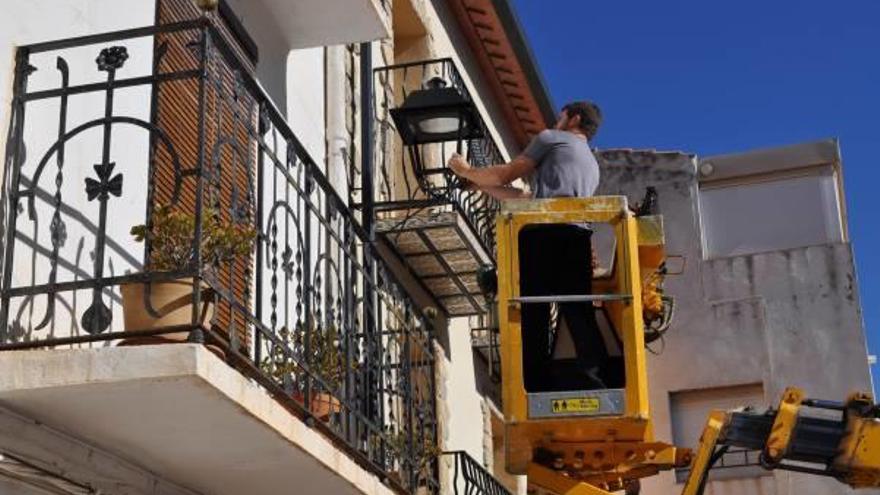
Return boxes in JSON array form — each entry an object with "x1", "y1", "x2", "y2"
[{"x1": 562, "y1": 101, "x2": 602, "y2": 140}]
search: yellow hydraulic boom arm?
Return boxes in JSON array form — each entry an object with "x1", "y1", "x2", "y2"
[{"x1": 682, "y1": 387, "x2": 880, "y2": 494}]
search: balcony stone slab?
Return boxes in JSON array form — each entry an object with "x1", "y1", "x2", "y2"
[
  {"x1": 0, "y1": 345, "x2": 394, "y2": 495},
  {"x1": 253, "y1": 0, "x2": 390, "y2": 49}
]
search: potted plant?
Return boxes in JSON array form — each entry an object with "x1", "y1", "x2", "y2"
[
  {"x1": 261, "y1": 321, "x2": 357, "y2": 420},
  {"x1": 119, "y1": 205, "x2": 255, "y2": 346},
  {"x1": 372, "y1": 428, "x2": 440, "y2": 489}
]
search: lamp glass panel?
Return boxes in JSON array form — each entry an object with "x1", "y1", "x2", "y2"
[{"x1": 417, "y1": 116, "x2": 462, "y2": 135}]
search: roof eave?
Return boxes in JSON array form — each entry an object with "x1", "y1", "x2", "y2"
[
  {"x1": 491, "y1": 0, "x2": 557, "y2": 126},
  {"x1": 446, "y1": 0, "x2": 556, "y2": 149}
]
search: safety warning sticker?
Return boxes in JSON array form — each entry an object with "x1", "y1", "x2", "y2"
[{"x1": 550, "y1": 397, "x2": 600, "y2": 414}]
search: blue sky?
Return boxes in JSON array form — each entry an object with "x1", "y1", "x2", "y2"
[{"x1": 511, "y1": 1, "x2": 880, "y2": 382}]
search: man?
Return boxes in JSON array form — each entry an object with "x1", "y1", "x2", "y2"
[{"x1": 448, "y1": 101, "x2": 608, "y2": 391}]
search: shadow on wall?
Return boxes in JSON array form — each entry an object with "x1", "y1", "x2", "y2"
[{"x1": 5, "y1": 162, "x2": 147, "y2": 345}]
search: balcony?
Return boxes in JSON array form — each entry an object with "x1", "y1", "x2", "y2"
[
  {"x1": 254, "y1": 0, "x2": 391, "y2": 49},
  {"x1": 0, "y1": 20, "x2": 435, "y2": 494},
  {"x1": 364, "y1": 59, "x2": 502, "y2": 317},
  {"x1": 442, "y1": 451, "x2": 512, "y2": 495}
]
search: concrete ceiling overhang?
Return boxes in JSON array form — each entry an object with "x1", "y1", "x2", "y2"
[
  {"x1": 255, "y1": 0, "x2": 391, "y2": 49},
  {"x1": 447, "y1": 0, "x2": 556, "y2": 149},
  {"x1": 0, "y1": 345, "x2": 395, "y2": 495}
]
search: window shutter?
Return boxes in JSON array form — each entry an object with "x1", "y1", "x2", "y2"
[{"x1": 152, "y1": 0, "x2": 258, "y2": 350}]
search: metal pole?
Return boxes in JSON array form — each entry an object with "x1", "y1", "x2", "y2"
[
  {"x1": 360, "y1": 43, "x2": 374, "y2": 241},
  {"x1": 359, "y1": 40, "x2": 380, "y2": 442},
  {"x1": 254, "y1": 139, "x2": 265, "y2": 365},
  {"x1": 188, "y1": 24, "x2": 210, "y2": 344}
]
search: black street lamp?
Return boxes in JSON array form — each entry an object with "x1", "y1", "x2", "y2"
[
  {"x1": 390, "y1": 77, "x2": 482, "y2": 145},
  {"x1": 390, "y1": 77, "x2": 483, "y2": 198}
]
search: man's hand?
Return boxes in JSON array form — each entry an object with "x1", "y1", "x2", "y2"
[
  {"x1": 447, "y1": 153, "x2": 471, "y2": 178},
  {"x1": 445, "y1": 153, "x2": 535, "y2": 187},
  {"x1": 456, "y1": 179, "x2": 478, "y2": 191}
]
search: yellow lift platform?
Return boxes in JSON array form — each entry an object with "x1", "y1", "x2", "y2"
[
  {"x1": 492, "y1": 196, "x2": 880, "y2": 494},
  {"x1": 495, "y1": 196, "x2": 688, "y2": 493}
]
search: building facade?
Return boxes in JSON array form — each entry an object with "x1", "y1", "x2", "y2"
[
  {"x1": 0, "y1": 1, "x2": 872, "y2": 495},
  {"x1": 596, "y1": 141, "x2": 873, "y2": 495}
]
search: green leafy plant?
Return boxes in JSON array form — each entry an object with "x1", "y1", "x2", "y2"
[
  {"x1": 371, "y1": 428, "x2": 440, "y2": 482},
  {"x1": 131, "y1": 205, "x2": 256, "y2": 271},
  {"x1": 261, "y1": 321, "x2": 357, "y2": 392}
]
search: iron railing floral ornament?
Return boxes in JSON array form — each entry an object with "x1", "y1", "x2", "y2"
[{"x1": 0, "y1": 20, "x2": 437, "y2": 494}]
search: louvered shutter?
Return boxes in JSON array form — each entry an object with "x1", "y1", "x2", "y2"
[{"x1": 152, "y1": 0, "x2": 257, "y2": 349}]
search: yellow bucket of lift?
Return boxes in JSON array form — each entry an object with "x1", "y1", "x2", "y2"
[{"x1": 495, "y1": 196, "x2": 686, "y2": 493}]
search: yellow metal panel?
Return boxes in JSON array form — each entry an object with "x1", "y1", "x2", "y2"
[
  {"x1": 618, "y1": 213, "x2": 650, "y2": 419},
  {"x1": 497, "y1": 210, "x2": 533, "y2": 472},
  {"x1": 496, "y1": 196, "x2": 667, "y2": 483},
  {"x1": 834, "y1": 392, "x2": 880, "y2": 488},
  {"x1": 503, "y1": 211, "x2": 624, "y2": 227},
  {"x1": 636, "y1": 215, "x2": 665, "y2": 246},
  {"x1": 835, "y1": 417, "x2": 880, "y2": 488},
  {"x1": 500, "y1": 196, "x2": 628, "y2": 215},
  {"x1": 764, "y1": 387, "x2": 804, "y2": 462},
  {"x1": 637, "y1": 215, "x2": 667, "y2": 273},
  {"x1": 498, "y1": 212, "x2": 528, "y2": 424},
  {"x1": 527, "y1": 464, "x2": 616, "y2": 495},
  {"x1": 681, "y1": 410, "x2": 727, "y2": 495},
  {"x1": 540, "y1": 440, "x2": 687, "y2": 473}
]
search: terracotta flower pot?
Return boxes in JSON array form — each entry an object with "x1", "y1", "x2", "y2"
[
  {"x1": 119, "y1": 277, "x2": 215, "y2": 346},
  {"x1": 293, "y1": 391, "x2": 342, "y2": 421}
]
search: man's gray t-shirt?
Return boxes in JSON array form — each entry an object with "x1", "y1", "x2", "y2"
[{"x1": 522, "y1": 129, "x2": 599, "y2": 199}]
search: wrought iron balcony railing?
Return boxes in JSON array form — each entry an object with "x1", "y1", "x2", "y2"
[
  {"x1": 443, "y1": 451, "x2": 512, "y2": 495},
  {"x1": 0, "y1": 19, "x2": 437, "y2": 494},
  {"x1": 365, "y1": 59, "x2": 504, "y2": 317}
]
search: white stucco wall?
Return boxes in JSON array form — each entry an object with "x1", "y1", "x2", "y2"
[
  {"x1": 442, "y1": 317, "x2": 488, "y2": 459},
  {"x1": 0, "y1": 2, "x2": 203, "y2": 458},
  {"x1": 0, "y1": 0, "x2": 300, "y2": 342},
  {"x1": 0, "y1": 404, "x2": 197, "y2": 495},
  {"x1": 0, "y1": 1, "x2": 156, "y2": 341},
  {"x1": 0, "y1": 1, "x2": 155, "y2": 126},
  {"x1": 287, "y1": 47, "x2": 326, "y2": 166}
]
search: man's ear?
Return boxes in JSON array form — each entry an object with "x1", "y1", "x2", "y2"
[{"x1": 568, "y1": 113, "x2": 582, "y2": 130}]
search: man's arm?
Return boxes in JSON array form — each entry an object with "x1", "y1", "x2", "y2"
[
  {"x1": 471, "y1": 184, "x2": 532, "y2": 200},
  {"x1": 447, "y1": 153, "x2": 536, "y2": 187}
]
